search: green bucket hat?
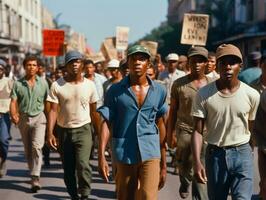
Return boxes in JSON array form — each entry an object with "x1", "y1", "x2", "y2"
[{"x1": 127, "y1": 45, "x2": 151, "y2": 57}]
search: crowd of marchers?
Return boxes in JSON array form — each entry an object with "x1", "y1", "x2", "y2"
[{"x1": 0, "y1": 43, "x2": 266, "y2": 200}]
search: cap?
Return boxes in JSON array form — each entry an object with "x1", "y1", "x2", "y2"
[
  {"x1": 178, "y1": 55, "x2": 188, "y2": 62},
  {"x1": 216, "y1": 44, "x2": 242, "y2": 62},
  {"x1": 65, "y1": 51, "x2": 83, "y2": 65},
  {"x1": 248, "y1": 51, "x2": 262, "y2": 61},
  {"x1": 0, "y1": 59, "x2": 7, "y2": 69},
  {"x1": 166, "y1": 53, "x2": 179, "y2": 61},
  {"x1": 187, "y1": 46, "x2": 208, "y2": 59},
  {"x1": 107, "y1": 59, "x2": 120, "y2": 68},
  {"x1": 127, "y1": 45, "x2": 151, "y2": 57}
]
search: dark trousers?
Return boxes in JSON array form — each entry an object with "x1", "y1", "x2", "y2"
[
  {"x1": 0, "y1": 113, "x2": 10, "y2": 161},
  {"x1": 57, "y1": 123, "x2": 93, "y2": 198}
]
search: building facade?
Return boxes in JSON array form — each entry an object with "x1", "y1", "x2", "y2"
[
  {"x1": 167, "y1": 0, "x2": 266, "y2": 58},
  {"x1": 0, "y1": 0, "x2": 42, "y2": 64}
]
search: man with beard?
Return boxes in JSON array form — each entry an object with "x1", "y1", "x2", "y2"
[{"x1": 97, "y1": 45, "x2": 168, "y2": 200}]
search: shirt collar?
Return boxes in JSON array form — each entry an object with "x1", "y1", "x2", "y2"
[{"x1": 21, "y1": 75, "x2": 40, "y2": 84}]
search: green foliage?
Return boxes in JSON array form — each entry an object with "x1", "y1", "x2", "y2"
[{"x1": 136, "y1": 0, "x2": 240, "y2": 57}]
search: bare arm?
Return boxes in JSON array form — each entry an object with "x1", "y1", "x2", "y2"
[
  {"x1": 10, "y1": 98, "x2": 19, "y2": 124},
  {"x1": 157, "y1": 116, "x2": 167, "y2": 189},
  {"x1": 191, "y1": 116, "x2": 207, "y2": 184},
  {"x1": 248, "y1": 120, "x2": 255, "y2": 149},
  {"x1": 46, "y1": 102, "x2": 58, "y2": 150},
  {"x1": 167, "y1": 97, "x2": 179, "y2": 148},
  {"x1": 98, "y1": 119, "x2": 111, "y2": 182},
  {"x1": 90, "y1": 102, "x2": 101, "y2": 136}
]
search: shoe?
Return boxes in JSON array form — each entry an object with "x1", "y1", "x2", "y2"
[
  {"x1": 31, "y1": 176, "x2": 41, "y2": 192},
  {"x1": 0, "y1": 159, "x2": 6, "y2": 178},
  {"x1": 179, "y1": 184, "x2": 189, "y2": 199}
]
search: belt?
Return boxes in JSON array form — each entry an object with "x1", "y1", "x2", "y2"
[
  {"x1": 20, "y1": 112, "x2": 42, "y2": 118},
  {"x1": 208, "y1": 143, "x2": 249, "y2": 150}
]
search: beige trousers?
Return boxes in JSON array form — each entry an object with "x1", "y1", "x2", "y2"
[
  {"x1": 18, "y1": 112, "x2": 46, "y2": 176},
  {"x1": 115, "y1": 159, "x2": 160, "y2": 200}
]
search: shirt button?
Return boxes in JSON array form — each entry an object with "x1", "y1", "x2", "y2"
[{"x1": 137, "y1": 123, "x2": 140, "y2": 126}]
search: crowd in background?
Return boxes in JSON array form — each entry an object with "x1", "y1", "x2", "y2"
[{"x1": 0, "y1": 44, "x2": 266, "y2": 200}]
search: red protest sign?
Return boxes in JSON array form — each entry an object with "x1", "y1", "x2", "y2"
[{"x1": 42, "y1": 29, "x2": 65, "y2": 56}]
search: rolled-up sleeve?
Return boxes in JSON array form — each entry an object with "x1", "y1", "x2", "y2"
[
  {"x1": 46, "y1": 82, "x2": 59, "y2": 104},
  {"x1": 97, "y1": 86, "x2": 115, "y2": 122},
  {"x1": 156, "y1": 86, "x2": 168, "y2": 118},
  {"x1": 10, "y1": 81, "x2": 18, "y2": 100},
  {"x1": 191, "y1": 92, "x2": 206, "y2": 118}
]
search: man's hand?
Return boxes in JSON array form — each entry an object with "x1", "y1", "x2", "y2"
[
  {"x1": 47, "y1": 133, "x2": 58, "y2": 150},
  {"x1": 158, "y1": 165, "x2": 167, "y2": 190},
  {"x1": 11, "y1": 114, "x2": 19, "y2": 125},
  {"x1": 98, "y1": 156, "x2": 110, "y2": 183},
  {"x1": 193, "y1": 161, "x2": 207, "y2": 184}
]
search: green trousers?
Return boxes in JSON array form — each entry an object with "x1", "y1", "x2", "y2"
[
  {"x1": 176, "y1": 129, "x2": 208, "y2": 200},
  {"x1": 57, "y1": 123, "x2": 93, "y2": 198}
]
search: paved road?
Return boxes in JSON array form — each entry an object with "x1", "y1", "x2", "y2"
[{"x1": 0, "y1": 125, "x2": 261, "y2": 199}]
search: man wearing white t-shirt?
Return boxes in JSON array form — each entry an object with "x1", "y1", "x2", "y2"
[
  {"x1": 46, "y1": 51, "x2": 99, "y2": 200},
  {"x1": 191, "y1": 44, "x2": 260, "y2": 200}
]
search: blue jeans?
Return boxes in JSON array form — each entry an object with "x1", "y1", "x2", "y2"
[
  {"x1": 0, "y1": 113, "x2": 11, "y2": 161},
  {"x1": 205, "y1": 143, "x2": 253, "y2": 200}
]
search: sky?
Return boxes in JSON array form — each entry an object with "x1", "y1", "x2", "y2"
[{"x1": 42, "y1": 0, "x2": 168, "y2": 52}]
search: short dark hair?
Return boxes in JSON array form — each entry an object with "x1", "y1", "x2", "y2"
[
  {"x1": 23, "y1": 55, "x2": 38, "y2": 68},
  {"x1": 84, "y1": 59, "x2": 94, "y2": 65},
  {"x1": 37, "y1": 58, "x2": 45, "y2": 67},
  {"x1": 208, "y1": 52, "x2": 216, "y2": 57},
  {"x1": 57, "y1": 64, "x2": 65, "y2": 70}
]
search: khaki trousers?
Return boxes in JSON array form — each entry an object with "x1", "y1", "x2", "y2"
[
  {"x1": 176, "y1": 129, "x2": 208, "y2": 200},
  {"x1": 18, "y1": 112, "x2": 46, "y2": 176},
  {"x1": 115, "y1": 159, "x2": 160, "y2": 200}
]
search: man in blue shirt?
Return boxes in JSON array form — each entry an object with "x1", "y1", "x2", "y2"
[{"x1": 97, "y1": 45, "x2": 168, "y2": 200}]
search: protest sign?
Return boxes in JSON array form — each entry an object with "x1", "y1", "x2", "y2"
[
  {"x1": 100, "y1": 37, "x2": 118, "y2": 60},
  {"x1": 181, "y1": 13, "x2": 209, "y2": 46},
  {"x1": 139, "y1": 41, "x2": 158, "y2": 58},
  {"x1": 116, "y1": 26, "x2": 130, "y2": 50},
  {"x1": 42, "y1": 29, "x2": 65, "y2": 56},
  {"x1": 86, "y1": 52, "x2": 106, "y2": 63}
]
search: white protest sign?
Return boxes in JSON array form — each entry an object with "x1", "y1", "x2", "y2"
[
  {"x1": 140, "y1": 40, "x2": 158, "y2": 58},
  {"x1": 86, "y1": 52, "x2": 105, "y2": 63},
  {"x1": 181, "y1": 13, "x2": 209, "y2": 46},
  {"x1": 116, "y1": 26, "x2": 130, "y2": 50}
]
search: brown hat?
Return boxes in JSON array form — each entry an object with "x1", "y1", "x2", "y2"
[
  {"x1": 216, "y1": 44, "x2": 242, "y2": 62},
  {"x1": 187, "y1": 46, "x2": 208, "y2": 59}
]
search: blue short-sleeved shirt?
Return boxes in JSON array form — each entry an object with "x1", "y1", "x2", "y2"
[{"x1": 97, "y1": 76, "x2": 168, "y2": 164}]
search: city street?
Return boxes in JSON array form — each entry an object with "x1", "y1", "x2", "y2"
[{"x1": 0, "y1": 125, "x2": 261, "y2": 200}]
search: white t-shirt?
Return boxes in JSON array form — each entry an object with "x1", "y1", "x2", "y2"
[
  {"x1": 0, "y1": 77, "x2": 13, "y2": 113},
  {"x1": 47, "y1": 77, "x2": 99, "y2": 128},
  {"x1": 192, "y1": 81, "x2": 260, "y2": 147}
]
